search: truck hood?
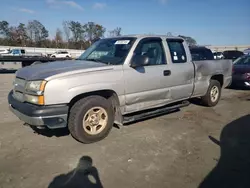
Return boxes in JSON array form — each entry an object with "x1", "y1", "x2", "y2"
[{"x1": 16, "y1": 60, "x2": 111, "y2": 80}]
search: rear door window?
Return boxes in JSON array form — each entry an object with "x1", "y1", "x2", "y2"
[{"x1": 166, "y1": 39, "x2": 187, "y2": 63}]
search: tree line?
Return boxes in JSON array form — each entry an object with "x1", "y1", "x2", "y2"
[
  {"x1": 0, "y1": 20, "x2": 196, "y2": 50},
  {"x1": 0, "y1": 20, "x2": 122, "y2": 49}
]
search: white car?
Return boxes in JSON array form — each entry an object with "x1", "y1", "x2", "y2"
[
  {"x1": 50, "y1": 51, "x2": 72, "y2": 58},
  {"x1": 0, "y1": 49, "x2": 11, "y2": 54},
  {"x1": 213, "y1": 52, "x2": 224, "y2": 59}
]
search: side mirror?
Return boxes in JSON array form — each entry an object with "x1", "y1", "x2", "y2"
[{"x1": 130, "y1": 55, "x2": 149, "y2": 68}]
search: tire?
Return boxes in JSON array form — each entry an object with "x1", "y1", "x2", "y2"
[
  {"x1": 201, "y1": 80, "x2": 221, "y2": 107},
  {"x1": 68, "y1": 95, "x2": 114, "y2": 144}
]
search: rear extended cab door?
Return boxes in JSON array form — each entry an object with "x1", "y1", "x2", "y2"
[{"x1": 163, "y1": 38, "x2": 195, "y2": 101}]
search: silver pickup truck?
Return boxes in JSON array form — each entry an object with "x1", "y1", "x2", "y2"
[{"x1": 8, "y1": 35, "x2": 232, "y2": 144}]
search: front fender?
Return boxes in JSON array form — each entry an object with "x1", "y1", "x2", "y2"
[
  {"x1": 44, "y1": 66, "x2": 124, "y2": 105},
  {"x1": 68, "y1": 82, "x2": 123, "y2": 103},
  {"x1": 44, "y1": 81, "x2": 124, "y2": 105}
]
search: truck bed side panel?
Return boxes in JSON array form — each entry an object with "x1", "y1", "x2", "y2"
[{"x1": 192, "y1": 59, "x2": 232, "y2": 97}]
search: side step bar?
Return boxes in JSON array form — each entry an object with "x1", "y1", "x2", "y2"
[{"x1": 123, "y1": 100, "x2": 190, "y2": 124}]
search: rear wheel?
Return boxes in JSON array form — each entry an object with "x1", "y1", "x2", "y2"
[
  {"x1": 201, "y1": 80, "x2": 221, "y2": 107},
  {"x1": 68, "y1": 96, "x2": 114, "y2": 144}
]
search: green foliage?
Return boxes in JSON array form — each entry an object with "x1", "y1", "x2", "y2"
[
  {"x1": 0, "y1": 20, "x2": 198, "y2": 49},
  {"x1": 177, "y1": 35, "x2": 197, "y2": 46},
  {"x1": 0, "y1": 20, "x2": 110, "y2": 49},
  {"x1": 108, "y1": 27, "x2": 122, "y2": 37}
]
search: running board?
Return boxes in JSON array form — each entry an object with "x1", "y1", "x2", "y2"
[{"x1": 123, "y1": 100, "x2": 190, "y2": 124}]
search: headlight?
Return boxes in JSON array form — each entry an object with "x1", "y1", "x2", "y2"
[
  {"x1": 25, "y1": 80, "x2": 47, "y2": 105},
  {"x1": 25, "y1": 94, "x2": 44, "y2": 105},
  {"x1": 26, "y1": 80, "x2": 47, "y2": 93}
]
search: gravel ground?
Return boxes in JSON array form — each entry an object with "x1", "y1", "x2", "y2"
[{"x1": 0, "y1": 73, "x2": 250, "y2": 188}]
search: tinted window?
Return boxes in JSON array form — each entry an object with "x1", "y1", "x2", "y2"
[
  {"x1": 12, "y1": 49, "x2": 19, "y2": 54},
  {"x1": 20, "y1": 50, "x2": 25, "y2": 54},
  {"x1": 190, "y1": 47, "x2": 214, "y2": 60},
  {"x1": 167, "y1": 40, "x2": 187, "y2": 63},
  {"x1": 233, "y1": 56, "x2": 250, "y2": 65},
  {"x1": 134, "y1": 38, "x2": 166, "y2": 65},
  {"x1": 223, "y1": 50, "x2": 244, "y2": 59}
]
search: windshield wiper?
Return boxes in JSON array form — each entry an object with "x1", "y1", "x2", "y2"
[
  {"x1": 86, "y1": 58, "x2": 101, "y2": 62},
  {"x1": 75, "y1": 58, "x2": 100, "y2": 62},
  {"x1": 76, "y1": 58, "x2": 113, "y2": 65},
  {"x1": 86, "y1": 58, "x2": 113, "y2": 65}
]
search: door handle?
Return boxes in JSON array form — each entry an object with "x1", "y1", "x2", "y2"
[{"x1": 163, "y1": 70, "x2": 171, "y2": 76}]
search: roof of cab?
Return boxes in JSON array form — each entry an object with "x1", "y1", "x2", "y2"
[{"x1": 105, "y1": 34, "x2": 184, "y2": 40}]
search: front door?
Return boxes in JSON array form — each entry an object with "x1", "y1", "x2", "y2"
[{"x1": 123, "y1": 37, "x2": 174, "y2": 114}]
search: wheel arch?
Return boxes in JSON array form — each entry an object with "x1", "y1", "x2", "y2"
[
  {"x1": 210, "y1": 74, "x2": 224, "y2": 87},
  {"x1": 69, "y1": 89, "x2": 123, "y2": 126}
]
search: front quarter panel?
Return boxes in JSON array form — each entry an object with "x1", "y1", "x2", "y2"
[{"x1": 43, "y1": 66, "x2": 125, "y2": 106}]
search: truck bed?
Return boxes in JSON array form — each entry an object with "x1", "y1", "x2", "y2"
[{"x1": 192, "y1": 59, "x2": 233, "y2": 97}]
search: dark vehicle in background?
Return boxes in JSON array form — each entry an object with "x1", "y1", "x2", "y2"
[
  {"x1": 222, "y1": 50, "x2": 244, "y2": 60},
  {"x1": 231, "y1": 55, "x2": 250, "y2": 87},
  {"x1": 243, "y1": 48, "x2": 250, "y2": 55},
  {"x1": 189, "y1": 46, "x2": 214, "y2": 61}
]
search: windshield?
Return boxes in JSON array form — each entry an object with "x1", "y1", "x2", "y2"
[
  {"x1": 233, "y1": 55, "x2": 250, "y2": 65},
  {"x1": 77, "y1": 37, "x2": 136, "y2": 65}
]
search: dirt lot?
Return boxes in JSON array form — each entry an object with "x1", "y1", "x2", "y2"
[{"x1": 0, "y1": 73, "x2": 250, "y2": 188}]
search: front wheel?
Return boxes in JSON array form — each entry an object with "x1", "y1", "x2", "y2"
[
  {"x1": 201, "y1": 80, "x2": 221, "y2": 107},
  {"x1": 68, "y1": 96, "x2": 114, "y2": 144}
]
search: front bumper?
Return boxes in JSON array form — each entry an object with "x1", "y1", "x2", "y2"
[
  {"x1": 232, "y1": 75, "x2": 250, "y2": 87},
  {"x1": 8, "y1": 90, "x2": 69, "y2": 129},
  {"x1": 234, "y1": 81, "x2": 250, "y2": 87}
]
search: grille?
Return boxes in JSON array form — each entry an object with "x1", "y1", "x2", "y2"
[
  {"x1": 14, "y1": 77, "x2": 26, "y2": 88},
  {"x1": 13, "y1": 77, "x2": 26, "y2": 102}
]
